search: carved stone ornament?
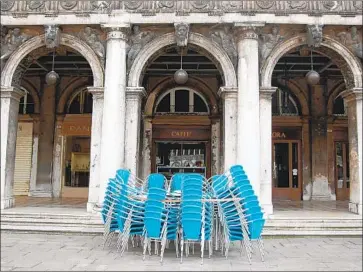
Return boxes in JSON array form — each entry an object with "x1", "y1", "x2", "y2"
[
  {"x1": 0, "y1": 0, "x2": 15, "y2": 11},
  {"x1": 91, "y1": 1, "x2": 111, "y2": 11},
  {"x1": 190, "y1": 1, "x2": 210, "y2": 9},
  {"x1": 158, "y1": 1, "x2": 174, "y2": 8},
  {"x1": 1, "y1": 28, "x2": 32, "y2": 61},
  {"x1": 127, "y1": 25, "x2": 156, "y2": 69},
  {"x1": 60, "y1": 1, "x2": 78, "y2": 10},
  {"x1": 209, "y1": 25, "x2": 237, "y2": 69},
  {"x1": 44, "y1": 25, "x2": 61, "y2": 49},
  {"x1": 124, "y1": 1, "x2": 143, "y2": 10},
  {"x1": 288, "y1": 1, "x2": 307, "y2": 9},
  {"x1": 307, "y1": 24, "x2": 323, "y2": 47},
  {"x1": 353, "y1": 1, "x2": 362, "y2": 10},
  {"x1": 256, "y1": 1, "x2": 275, "y2": 9},
  {"x1": 78, "y1": 27, "x2": 105, "y2": 64},
  {"x1": 322, "y1": 1, "x2": 339, "y2": 10},
  {"x1": 174, "y1": 23, "x2": 190, "y2": 47},
  {"x1": 259, "y1": 25, "x2": 285, "y2": 62},
  {"x1": 28, "y1": 1, "x2": 45, "y2": 10},
  {"x1": 336, "y1": 26, "x2": 363, "y2": 59}
]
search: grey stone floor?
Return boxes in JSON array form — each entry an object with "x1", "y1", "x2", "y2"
[{"x1": 1, "y1": 232, "x2": 362, "y2": 271}]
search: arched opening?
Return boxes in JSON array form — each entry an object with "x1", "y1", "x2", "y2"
[{"x1": 140, "y1": 45, "x2": 222, "y2": 180}]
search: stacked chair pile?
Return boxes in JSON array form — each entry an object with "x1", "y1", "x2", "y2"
[{"x1": 100, "y1": 165, "x2": 265, "y2": 264}]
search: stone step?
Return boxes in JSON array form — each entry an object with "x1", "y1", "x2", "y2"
[{"x1": 1, "y1": 212, "x2": 362, "y2": 236}]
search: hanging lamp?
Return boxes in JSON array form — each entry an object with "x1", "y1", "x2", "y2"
[
  {"x1": 305, "y1": 49, "x2": 320, "y2": 85},
  {"x1": 174, "y1": 48, "x2": 188, "y2": 85},
  {"x1": 45, "y1": 48, "x2": 59, "y2": 85}
]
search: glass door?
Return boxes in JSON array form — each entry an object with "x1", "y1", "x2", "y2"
[
  {"x1": 335, "y1": 142, "x2": 350, "y2": 200},
  {"x1": 272, "y1": 140, "x2": 301, "y2": 200}
]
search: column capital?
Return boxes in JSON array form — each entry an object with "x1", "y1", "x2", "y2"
[
  {"x1": 126, "y1": 87, "x2": 147, "y2": 99},
  {"x1": 260, "y1": 86, "x2": 277, "y2": 99},
  {"x1": 218, "y1": 86, "x2": 238, "y2": 99},
  {"x1": 341, "y1": 88, "x2": 363, "y2": 103},
  {"x1": 0, "y1": 86, "x2": 25, "y2": 101},
  {"x1": 101, "y1": 24, "x2": 130, "y2": 41},
  {"x1": 87, "y1": 86, "x2": 104, "y2": 100},
  {"x1": 234, "y1": 22, "x2": 265, "y2": 41}
]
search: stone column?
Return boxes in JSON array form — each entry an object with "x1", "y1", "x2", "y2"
[
  {"x1": 87, "y1": 87, "x2": 104, "y2": 212},
  {"x1": 141, "y1": 117, "x2": 152, "y2": 180},
  {"x1": 125, "y1": 87, "x2": 146, "y2": 176},
  {"x1": 342, "y1": 88, "x2": 362, "y2": 215},
  {"x1": 218, "y1": 87, "x2": 237, "y2": 171},
  {"x1": 29, "y1": 114, "x2": 40, "y2": 195},
  {"x1": 51, "y1": 115, "x2": 65, "y2": 198},
  {"x1": 211, "y1": 118, "x2": 221, "y2": 176},
  {"x1": 234, "y1": 23, "x2": 264, "y2": 197},
  {"x1": 99, "y1": 25, "x2": 130, "y2": 205},
  {"x1": 259, "y1": 87, "x2": 277, "y2": 215},
  {"x1": 1, "y1": 87, "x2": 24, "y2": 209}
]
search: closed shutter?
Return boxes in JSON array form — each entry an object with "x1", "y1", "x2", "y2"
[{"x1": 13, "y1": 122, "x2": 33, "y2": 195}]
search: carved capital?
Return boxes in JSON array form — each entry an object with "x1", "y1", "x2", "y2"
[
  {"x1": 0, "y1": 86, "x2": 25, "y2": 101},
  {"x1": 260, "y1": 86, "x2": 277, "y2": 100},
  {"x1": 101, "y1": 24, "x2": 131, "y2": 41},
  {"x1": 174, "y1": 23, "x2": 189, "y2": 47},
  {"x1": 307, "y1": 24, "x2": 324, "y2": 47},
  {"x1": 341, "y1": 88, "x2": 363, "y2": 103},
  {"x1": 87, "y1": 86, "x2": 104, "y2": 100},
  {"x1": 218, "y1": 86, "x2": 238, "y2": 99},
  {"x1": 44, "y1": 25, "x2": 61, "y2": 48},
  {"x1": 234, "y1": 22, "x2": 265, "y2": 42},
  {"x1": 126, "y1": 87, "x2": 147, "y2": 100}
]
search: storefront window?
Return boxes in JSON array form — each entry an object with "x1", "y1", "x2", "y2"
[
  {"x1": 67, "y1": 89, "x2": 93, "y2": 114},
  {"x1": 272, "y1": 88, "x2": 300, "y2": 116},
  {"x1": 333, "y1": 95, "x2": 347, "y2": 116},
  {"x1": 18, "y1": 93, "x2": 35, "y2": 114}
]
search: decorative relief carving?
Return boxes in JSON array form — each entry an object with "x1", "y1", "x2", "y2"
[
  {"x1": 60, "y1": 1, "x2": 77, "y2": 10},
  {"x1": 322, "y1": 1, "x2": 339, "y2": 10},
  {"x1": 28, "y1": 1, "x2": 45, "y2": 10},
  {"x1": 235, "y1": 26, "x2": 259, "y2": 40},
  {"x1": 259, "y1": 25, "x2": 285, "y2": 62},
  {"x1": 256, "y1": 1, "x2": 275, "y2": 9},
  {"x1": 353, "y1": 1, "x2": 362, "y2": 10},
  {"x1": 44, "y1": 25, "x2": 61, "y2": 48},
  {"x1": 90, "y1": 1, "x2": 111, "y2": 11},
  {"x1": 78, "y1": 27, "x2": 105, "y2": 64},
  {"x1": 307, "y1": 24, "x2": 323, "y2": 47},
  {"x1": 1, "y1": 28, "x2": 32, "y2": 61},
  {"x1": 127, "y1": 25, "x2": 156, "y2": 69},
  {"x1": 0, "y1": 0, "x2": 15, "y2": 11},
  {"x1": 124, "y1": 1, "x2": 142, "y2": 9},
  {"x1": 174, "y1": 23, "x2": 189, "y2": 47},
  {"x1": 209, "y1": 25, "x2": 237, "y2": 69},
  {"x1": 288, "y1": 1, "x2": 307, "y2": 9},
  {"x1": 158, "y1": 1, "x2": 174, "y2": 8},
  {"x1": 336, "y1": 26, "x2": 362, "y2": 59},
  {"x1": 190, "y1": 1, "x2": 210, "y2": 9}
]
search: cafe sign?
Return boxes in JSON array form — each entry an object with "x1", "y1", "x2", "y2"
[
  {"x1": 62, "y1": 118, "x2": 92, "y2": 136},
  {"x1": 272, "y1": 128, "x2": 301, "y2": 140},
  {"x1": 153, "y1": 127, "x2": 210, "y2": 140}
]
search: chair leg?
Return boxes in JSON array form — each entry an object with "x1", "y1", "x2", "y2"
[
  {"x1": 200, "y1": 240, "x2": 205, "y2": 265},
  {"x1": 143, "y1": 237, "x2": 148, "y2": 261},
  {"x1": 175, "y1": 238, "x2": 179, "y2": 258},
  {"x1": 257, "y1": 240, "x2": 265, "y2": 262},
  {"x1": 243, "y1": 240, "x2": 252, "y2": 265},
  {"x1": 180, "y1": 238, "x2": 184, "y2": 263}
]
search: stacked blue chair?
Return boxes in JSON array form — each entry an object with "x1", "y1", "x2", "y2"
[
  {"x1": 229, "y1": 165, "x2": 265, "y2": 262},
  {"x1": 180, "y1": 174, "x2": 212, "y2": 264}
]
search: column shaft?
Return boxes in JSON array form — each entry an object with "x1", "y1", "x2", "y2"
[
  {"x1": 87, "y1": 87, "x2": 104, "y2": 212},
  {"x1": 29, "y1": 115, "x2": 40, "y2": 195},
  {"x1": 99, "y1": 26, "x2": 129, "y2": 205},
  {"x1": 125, "y1": 87, "x2": 146, "y2": 176},
  {"x1": 235, "y1": 24, "x2": 262, "y2": 196},
  {"x1": 1, "y1": 87, "x2": 24, "y2": 209},
  {"x1": 259, "y1": 87, "x2": 276, "y2": 215},
  {"x1": 51, "y1": 115, "x2": 65, "y2": 198}
]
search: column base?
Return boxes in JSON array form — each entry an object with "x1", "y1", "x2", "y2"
[
  {"x1": 349, "y1": 202, "x2": 362, "y2": 215},
  {"x1": 261, "y1": 203, "x2": 273, "y2": 216},
  {"x1": 1, "y1": 197, "x2": 15, "y2": 209},
  {"x1": 29, "y1": 190, "x2": 53, "y2": 197},
  {"x1": 87, "y1": 202, "x2": 102, "y2": 213}
]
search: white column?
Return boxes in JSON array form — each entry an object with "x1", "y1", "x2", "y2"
[
  {"x1": 211, "y1": 119, "x2": 221, "y2": 175},
  {"x1": 51, "y1": 115, "x2": 65, "y2": 198},
  {"x1": 218, "y1": 87, "x2": 238, "y2": 172},
  {"x1": 99, "y1": 25, "x2": 130, "y2": 205},
  {"x1": 125, "y1": 87, "x2": 146, "y2": 175},
  {"x1": 342, "y1": 88, "x2": 362, "y2": 215},
  {"x1": 259, "y1": 87, "x2": 277, "y2": 216},
  {"x1": 29, "y1": 115, "x2": 40, "y2": 195},
  {"x1": 1, "y1": 87, "x2": 24, "y2": 209},
  {"x1": 234, "y1": 23, "x2": 264, "y2": 197},
  {"x1": 87, "y1": 87, "x2": 104, "y2": 212}
]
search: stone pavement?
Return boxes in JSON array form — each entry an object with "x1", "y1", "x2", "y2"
[{"x1": 1, "y1": 232, "x2": 362, "y2": 271}]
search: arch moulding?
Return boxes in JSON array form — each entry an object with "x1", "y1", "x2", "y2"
[
  {"x1": 1, "y1": 33, "x2": 104, "y2": 88},
  {"x1": 280, "y1": 79, "x2": 310, "y2": 116},
  {"x1": 327, "y1": 80, "x2": 347, "y2": 116},
  {"x1": 128, "y1": 32, "x2": 237, "y2": 88},
  {"x1": 57, "y1": 77, "x2": 90, "y2": 113},
  {"x1": 260, "y1": 34, "x2": 363, "y2": 90},
  {"x1": 21, "y1": 78, "x2": 41, "y2": 114}
]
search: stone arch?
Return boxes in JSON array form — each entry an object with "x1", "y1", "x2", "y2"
[
  {"x1": 261, "y1": 34, "x2": 363, "y2": 89},
  {"x1": 144, "y1": 76, "x2": 219, "y2": 116},
  {"x1": 1, "y1": 33, "x2": 104, "y2": 88},
  {"x1": 128, "y1": 32, "x2": 237, "y2": 88},
  {"x1": 20, "y1": 78, "x2": 41, "y2": 114},
  {"x1": 327, "y1": 80, "x2": 347, "y2": 115},
  {"x1": 57, "y1": 77, "x2": 89, "y2": 113}
]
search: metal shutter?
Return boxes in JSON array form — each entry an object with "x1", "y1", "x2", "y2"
[{"x1": 13, "y1": 122, "x2": 33, "y2": 196}]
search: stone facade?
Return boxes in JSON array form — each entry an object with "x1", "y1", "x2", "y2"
[{"x1": 1, "y1": 1, "x2": 362, "y2": 215}]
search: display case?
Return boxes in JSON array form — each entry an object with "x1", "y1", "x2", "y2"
[{"x1": 155, "y1": 141, "x2": 207, "y2": 180}]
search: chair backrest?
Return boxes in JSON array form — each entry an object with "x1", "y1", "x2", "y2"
[
  {"x1": 170, "y1": 173, "x2": 184, "y2": 192},
  {"x1": 144, "y1": 187, "x2": 166, "y2": 239},
  {"x1": 116, "y1": 169, "x2": 131, "y2": 184},
  {"x1": 146, "y1": 173, "x2": 166, "y2": 189}
]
